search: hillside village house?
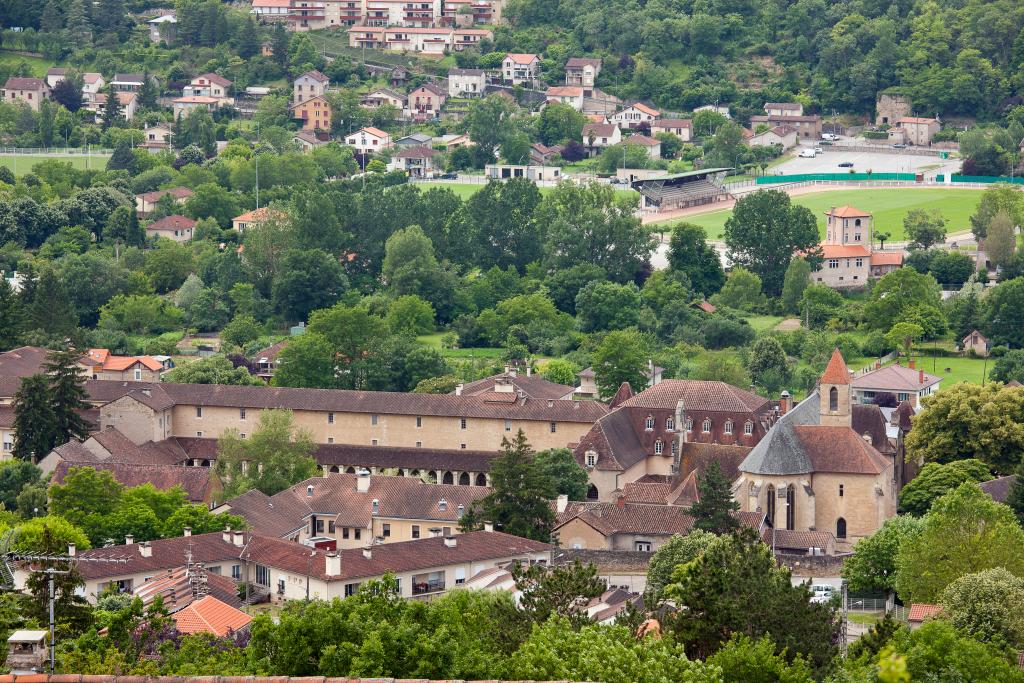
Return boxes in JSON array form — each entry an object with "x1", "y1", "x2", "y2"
[
  {"x1": 112, "y1": 73, "x2": 150, "y2": 93},
  {"x1": 145, "y1": 215, "x2": 196, "y2": 243},
  {"x1": 147, "y1": 13, "x2": 178, "y2": 43},
  {"x1": 565, "y1": 57, "x2": 601, "y2": 95},
  {"x1": 502, "y1": 53, "x2": 539, "y2": 85},
  {"x1": 290, "y1": 94, "x2": 333, "y2": 131},
  {"x1": 750, "y1": 112, "x2": 822, "y2": 139},
  {"x1": 609, "y1": 103, "x2": 660, "y2": 130},
  {"x1": 624, "y1": 134, "x2": 661, "y2": 159},
  {"x1": 448, "y1": 68, "x2": 486, "y2": 97},
  {"x1": 408, "y1": 83, "x2": 446, "y2": 117},
  {"x1": 45, "y1": 68, "x2": 67, "y2": 89},
  {"x1": 545, "y1": 86, "x2": 585, "y2": 111},
  {"x1": 141, "y1": 124, "x2": 173, "y2": 150},
  {"x1": 135, "y1": 186, "x2": 193, "y2": 215},
  {"x1": 962, "y1": 330, "x2": 991, "y2": 357},
  {"x1": 764, "y1": 102, "x2": 804, "y2": 116},
  {"x1": 361, "y1": 87, "x2": 405, "y2": 109},
  {"x1": 851, "y1": 362, "x2": 941, "y2": 408},
  {"x1": 2, "y1": 78, "x2": 50, "y2": 112},
  {"x1": 73, "y1": 528, "x2": 550, "y2": 603},
  {"x1": 183, "y1": 73, "x2": 233, "y2": 104},
  {"x1": 91, "y1": 92, "x2": 139, "y2": 122},
  {"x1": 485, "y1": 164, "x2": 561, "y2": 181},
  {"x1": 293, "y1": 130, "x2": 327, "y2": 152},
  {"x1": 810, "y1": 205, "x2": 903, "y2": 289},
  {"x1": 651, "y1": 119, "x2": 692, "y2": 141},
  {"x1": 747, "y1": 125, "x2": 798, "y2": 150},
  {"x1": 345, "y1": 127, "x2": 392, "y2": 155},
  {"x1": 387, "y1": 146, "x2": 440, "y2": 177},
  {"x1": 582, "y1": 123, "x2": 622, "y2": 155},
  {"x1": 395, "y1": 132, "x2": 433, "y2": 147},
  {"x1": 292, "y1": 70, "x2": 329, "y2": 105},
  {"x1": 83, "y1": 349, "x2": 165, "y2": 382},
  {"x1": 231, "y1": 207, "x2": 286, "y2": 233},
  {"x1": 173, "y1": 96, "x2": 221, "y2": 119},
  {"x1": 876, "y1": 91, "x2": 913, "y2": 126},
  {"x1": 82, "y1": 73, "x2": 105, "y2": 103},
  {"x1": 895, "y1": 116, "x2": 940, "y2": 145},
  {"x1": 347, "y1": 26, "x2": 492, "y2": 54}
]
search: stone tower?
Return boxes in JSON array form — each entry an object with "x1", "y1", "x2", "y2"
[{"x1": 819, "y1": 348, "x2": 851, "y2": 427}]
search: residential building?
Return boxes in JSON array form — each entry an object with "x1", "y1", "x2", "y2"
[
  {"x1": 553, "y1": 548, "x2": 650, "y2": 593},
  {"x1": 394, "y1": 132, "x2": 433, "y2": 147},
  {"x1": 141, "y1": 124, "x2": 173, "y2": 150},
  {"x1": 135, "y1": 187, "x2": 194, "y2": 215},
  {"x1": 347, "y1": 26, "x2": 492, "y2": 54},
  {"x1": 290, "y1": 95, "x2": 333, "y2": 131},
  {"x1": 609, "y1": 103, "x2": 660, "y2": 130},
  {"x1": 111, "y1": 73, "x2": 150, "y2": 93},
  {"x1": 145, "y1": 214, "x2": 196, "y2": 242},
  {"x1": 810, "y1": 205, "x2": 873, "y2": 289},
  {"x1": 45, "y1": 68, "x2": 67, "y2": 89},
  {"x1": 529, "y1": 143, "x2": 562, "y2": 165},
  {"x1": 251, "y1": 0, "x2": 328, "y2": 31},
  {"x1": 545, "y1": 86, "x2": 584, "y2": 111},
  {"x1": 184, "y1": 73, "x2": 234, "y2": 103},
  {"x1": 564, "y1": 57, "x2": 601, "y2": 93},
  {"x1": 747, "y1": 125, "x2": 797, "y2": 150},
  {"x1": 875, "y1": 91, "x2": 912, "y2": 126},
  {"x1": 147, "y1": 14, "x2": 178, "y2": 43},
  {"x1": 231, "y1": 207, "x2": 286, "y2": 233},
  {"x1": 851, "y1": 362, "x2": 941, "y2": 408},
  {"x1": 895, "y1": 116, "x2": 940, "y2": 145},
  {"x1": 764, "y1": 102, "x2": 803, "y2": 116},
  {"x1": 134, "y1": 565, "x2": 245, "y2": 612},
  {"x1": 962, "y1": 330, "x2": 990, "y2": 357},
  {"x1": 217, "y1": 471, "x2": 490, "y2": 545},
  {"x1": 171, "y1": 596, "x2": 252, "y2": 637},
  {"x1": 455, "y1": 369, "x2": 575, "y2": 401},
  {"x1": 484, "y1": 164, "x2": 561, "y2": 182},
  {"x1": 361, "y1": 87, "x2": 404, "y2": 109},
  {"x1": 88, "y1": 91, "x2": 139, "y2": 122},
  {"x1": 651, "y1": 118, "x2": 692, "y2": 142},
  {"x1": 694, "y1": 103, "x2": 731, "y2": 118},
  {"x1": 448, "y1": 68, "x2": 486, "y2": 97},
  {"x1": 440, "y1": 0, "x2": 503, "y2": 26},
  {"x1": 407, "y1": 83, "x2": 446, "y2": 118},
  {"x1": 907, "y1": 604, "x2": 942, "y2": 630},
  {"x1": 173, "y1": 95, "x2": 220, "y2": 120},
  {"x1": 345, "y1": 126, "x2": 392, "y2": 155},
  {"x1": 736, "y1": 350, "x2": 898, "y2": 551},
  {"x1": 293, "y1": 70, "x2": 329, "y2": 105},
  {"x1": 293, "y1": 130, "x2": 327, "y2": 152},
  {"x1": 387, "y1": 146, "x2": 441, "y2": 177},
  {"x1": 252, "y1": 339, "x2": 288, "y2": 381},
  {"x1": 749, "y1": 113, "x2": 821, "y2": 139},
  {"x1": 439, "y1": 133, "x2": 472, "y2": 149},
  {"x1": 502, "y1": 53, "x2": 539, "y2": 86},
  {"x1": 576, "y1": 362, "x2": 664, "y2": 398},
  {"x1": 84, "y1": 349, "x2": 165, "y2": 382},
  {"x1": 581, "y1": 122, "x2": 621, "y2": 154},
  {"x1": 624, "y1": 134, "x2": 661, "y2": 159},
  {"x1": 869, "y1": 251, "x2": 903, "y2": 278},
  {"x1": 75, "y1": 528, "x2": 551, "y2": 602},
  {"x1": 81, "y1": 73, "x2": 105, "y2": 103},
  {"x1": 572, "y1": 380, "x2": 776, "y2": 501},
  {"x1": 2, "y1": 77, "x2": 49, "y2": 112}
]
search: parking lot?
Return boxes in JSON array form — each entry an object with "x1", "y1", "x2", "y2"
[{"x1": 772, "y1": 142, "x2": 960, "y2": 178}]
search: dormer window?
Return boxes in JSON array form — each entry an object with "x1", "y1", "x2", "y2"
[
  {"x1": 702, "y1": 418, "x2": 711, "y2": 433},
  {"x1": 438, "y1": 499, "x2": 447, "y2": 511},
  {"x1": 372, "y1": 499, "x2": 379, "y2": 514},
  {"x1": 666, "y1": 417, "x2": 675, "y2": 431},
  {"x1": 654, "y1": 440, "x2": 663, "y2": 455},
  {"x1": 644, "y1": 416, "x2": 654, "y2": 431},
  {"x1": 457, "y1": 504, "x2": 464, "y2": 517},
  {"x1": 585, "y1": 450, "x2": 596, "y2": 467},
  {"x1": 744, "y1": 421, "x2": 754, "y2": 435}
]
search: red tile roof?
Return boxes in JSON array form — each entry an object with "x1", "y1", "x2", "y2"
[
  {"x1": 138, "y1": 187, "x2": 194, "y2": 204},
  {"x1": 504, "y1": 53, "x2": 538, "y2": 64},
  {"x1": 870, "y1": 251, "x2": 904, "y2": 266},
  {"x1": 134, "y1": 566, "x2": 243, "y2": 610},
  {"x1": 192, "y1": 72, "x2": 232, "y2": 88},
  {"x1": 791, "y1": 425, "x2": 890, "y2": 474},
  {"x1": 583, "y1": 123, "x2": 618, "y2": 138},
  {"x1": 459, "y1": 372, "x2": 574, "y2": 401},
  {"x1": 826, "y1": 205, "x2": 871, "y2": 218},
  {"x1": 172, "y1": 595, "x2": 252, "y2": 636},
  {"x1": 146, "y1": 214, "x2": 196, "y2": 233},
  {"x1": 625, "y1": 134, "x2": 659, "y2": 147},
  {"x1": 820, "y1": 349, "x2": 851, "y2": 385},
  {"x1": 299, "y1": 69, "x2": 329, "y2": 83},
  {"x1": 908, "y1": 603, "x2": 942, "y2": 622},
  {"x1": 565, "y1": 57, "x2": 602, "y2": 68},
  {"x1": 3, "y1": 77, "x2": 46, "y2": 91},
  {"x1": 850, "y1": 364, "x2": 941, "y2": 391},
  {"x1": 629, "y1": 102, "x2": 660, "y2": 117},
  {"x1": 820, "y1": 244, "x2": 871, "y2": 258},
  {"x1": 619, "y1": 380, "x2": 769, "y2": 413},
  {"x1": 52, "y1": 461, "x2": 211, "y2": 502}
]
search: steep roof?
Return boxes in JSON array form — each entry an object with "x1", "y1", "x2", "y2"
[
  {"x1": 52, "y1": 461, "x2": 211, "y2": 502},
  {"x1": 820, "y1": 349, "x2": 851, "y2": 385},
  {"x1": 0, "y1": 346, "x2": 49, "y2": 377},
  {"x1": 556, "y1": 501, "x2": 695, "y2": 536},
  {"x1": 504, "y1": 53, "x2": 538, "y2": 64},
  {"x1": 608, "y1": 382, "x2": 635, "y2": 409},
  {"x1": 979, "y1": 474, "x2": 1016, "y2": 503},
  {"x1": 173, "y1": 595, "x2": 252, "y2": 636}
]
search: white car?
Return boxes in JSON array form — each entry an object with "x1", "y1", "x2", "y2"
[
  {"x1": 799, "y1": 148, "x2": 817, "y2": 158},
  {"x1": 821, "y1": 133, "x2": 838, "y2": 141}
]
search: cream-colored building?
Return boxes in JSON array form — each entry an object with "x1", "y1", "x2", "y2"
[
  {"x1": 811, "y1": 205, "x2": 873, "y2": 289},
  {"x1": 896, "y1": 117, "x2": 939, "y2": 145},
  {"x1": 736, "y1": 350, "x2": 897, "y2": 551}
]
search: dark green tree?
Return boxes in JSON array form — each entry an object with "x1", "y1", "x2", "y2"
[
  {"x1": 898, "y1": 459, "x2": 992, "y2": 516},
  {"x1": 1007, "y1": 465, "x2": 1024, "y2": 528},
  {"x1": 237, "y1": 16, "x2": 260, "y2": 58},
  {"x1": 271, "y1": 22, "x2": 289, "y2": 68},
  {"x1": 511, "y1": 560, "x2": 605, "y2": 628},
  {"x1": 44, "y1": 346, "x2": 92, "y2": 444},
  {"x1": 12, "y1": 374, "x2": 58, "y2": 463},
  {"x1": 462, "y1": 430, "x2": 555, "y2": 541},
  {"x1": 100, "y1": 83, "x2": 122, "y2": 130},
  {"x1": 534, "y1": 447, "x2": 589, "y2": 501},
  {"x1": 27, "y1": 268, "x2": 77, "y2": 339},
  {"x1": 106, "y1": 138, "x2": 137, "y2": 173},
  {"x1": 591, "y1": 329, "x2": 649, "y2": 400},
  {"x1": 689, "y1": 460, "x2": 741, "y2": 534},
  {"x1": 667, "y1": 222, "x2": 726, "y2": 295},
  {"x1": 0, "y1": 277, "x2": 24, "y2": 350},
  {"x1": 137, "y1": 70, "x2": 158, "y2": 110}
]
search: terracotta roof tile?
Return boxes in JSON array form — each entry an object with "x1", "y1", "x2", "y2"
[
  {"x1": 792, "y1": 425, "x2": 889, "y2": 475},
  {"x1": 820, "y1": 244, "x2": 871, "y2": 258},
  {"x1": 172, "y1": 595, "x2": 252, "y2": 636},
  {"x1": 908, "y1": 603, "x2": 942, "y2": 622},
  {"x1": 870, "y1": 251, "x2": 903, "y2": 266},
  {"x1": 619, "y1": 380, "x2": 769, "y2": 413},
  {"x1": 138, "y1": 187, "x2": 194, "y2": 203},
  {"x1": 764, "y1": 529, "x2": 835, "y2": 551},
  {"x1": 565, "y1": 57, "x2": 602, "y2": 68},
  {"x1": 134, "y1": 566, "x2": 243, "y2": 610},
  {"x1": 3, "y1": 77, "x2": 46, "y2": 90},
  {"x1": 826, "y1": 205, "x2": 871, "y2": 218},
  {"x1": 459, "y1": 372, "x2": 574, "y2": 401},
  {"x1": 820, "y1": 349, "x2": 851, "y2": 385},
  {"x1": 851, "y1": 364, "x2": 941, "y2": 392},
  {"x1": 53, "y1": 461, "x2": 210, "y2": 502},
  {"x1": 556, "y1": 501, "x2": 695, "y2": 536},
  {"x1": 147, "y1": 215, "x2": 196, "y2": 233}
]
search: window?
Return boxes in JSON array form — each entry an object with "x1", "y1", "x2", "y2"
[
  {"x1": 342, "y1": 527, "x2": 350, "y2": 539},
  {"x1": 550, "y1": 421, "x2": 557, "y2": 433},
  {"x1": 328, "y1": 412, "x2": 334, "y2": 424},
  {"x1": 345, "y1": 582, "x2": 360, "y2": 597},
  {"x1": 828, "y1": 259, "x2": 839, "y2": 269},
  {"x1": 255, "y1": 565, "x2": 270, "y2": 587},
  {"x1": 240, "y1": 433, "x2": 246, "y2": 439},
  {"x1": 240, "y1": 408, "x2": 246, "y2": 420},
  {"x1": 196, "y1": 406, "x2": 203, "y2": 418},
  {"x1": 371, "y1": 438, "x2": 378, "y2": 446},
  {"x1": 231, "y1": 564, "x2": 241, "y2": 580},
  {"x1": 634, "y1": 541, "x2": 652, "y2": 552},
  {"x1": 328, "y1": 521, "x2": 335, "y2": 533},
  {"x1": 382, "y1": 523, "x2": 391, "y2": 538},
  {"x1": 416, "y1": 416, "x2": 422, "y2": 428},
  {"x1": 786, "y1": 486, "x2": 796, "y2": 531},
  {"x1": 839, "y1": 484, "x2": 844, "y2": 497},
  {"x1": 277, "y1": 579, "x2": 285, "y2": 595},
  {"x1": 504, "y1": 419, "x2": 511, "y2": 432},
  {"x1": 666, "y1": 417, "x2": 675, "y2": 431},
  {"x1": 455, "y1": 567, "x2": 466, "y2": 584},
  {"x1": 328, "y1": 437, "x2": 334, "y2": 444},
  {"x1": 460, "y1": 418, "x2": 467, "y2": 429},
  {"x1": 765, "y1": 485, "x2": 776, "y2": 526},
  {"x1": 372, "y1": 499, "x2": 379, "y2": 514},
  {"x1": 442, "y1": 526, "x2": 452, "y2": 536},
  {"x1": 897, "y1": 392, "x2": 909, "y2": 402},
  {"x1": 685, "y1": 417, "x2": 693, "y2": 432},
  {"x1": 644, "y1": 416, "x2": 654, "y2": 430},
  {"x1": 134, "y1": 368, "x2": 141, "y2": 381},
  {"x1": 585, "y1": 451, "x2": 596, "y2": 467},
  {"x1": 416, "y1": 441, "x2": 422, "y2": 448},
  {"x1": 412, "y1": 525, "x2": 420, "y2": 539},
  {"x1": 354, "y1": 528, "x2": 361, "y2": 540},
  {"x1": 654, "y1": 440, "x2": 663, "y2": 455},
  {"x1": 829, "y1": 386, "x2": 838, "y2": 412},
  {"x1": 702, "y1": 418, "x2": 711, "y2": 433},
  {"x1": 315, "y1": 519, "x2": 324, "y2": 533},
  {"x1": 836, "y1": 517, "x2": 847, "y2": 539},
  {"x1": 196, "y1": 431, "x2": 203, "y2": 437},
  {"x1": 744, "y1": 421, "x2": 754, "y2": 435},
  {"x1": 371, "y1": 415, "x2": 378, "y2": 425},
  {"x1": 724, "y1": 420, "x2": 733, "y2": 435}
]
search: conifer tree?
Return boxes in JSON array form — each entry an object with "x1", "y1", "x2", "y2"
[
  {"x1": 237, "y1": 16, "x2": 260, "y2": 59},
  {"x1": 40, "y1": 0, "x2": 64, "y2": 34},
  {"x1": 27, "y1": 269, "x2": 77, "y2": 339},
  {"x1": 689, "y1": 460, "x2": 741, "y2": 534},
  {"x1": 44, "y1": 346, "x2": 92, "y2": 444},
  {"x1": 0, "y1": 274, "x2": 24, "y2": 351},
  {"x1": 127, "y1": 207, "x2": 145, "y2": 247},
  {"x1": 1008, "y1": 466, "x2": 1024, "y2": 528},
  {"x1": 64, "y1": 0, "x2": 91, "y2": 41},
  {"x1": 106, "y1": 138, "x2": 136, "y2": 173},
  {"x1": 12, "y1": 374, "x2": 58, "y2": 463},
  {"x1": 271, "y1": 23, "x2": 290, "y2": 69},
  {"x1": 101, "y1": 84, "x2": 123, "y2": 130},
  {"x1": 137, "y1": 70, "x2": 157, "y2": 110}
]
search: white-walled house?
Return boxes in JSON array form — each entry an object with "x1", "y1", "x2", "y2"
[{"x1": 345, "y1": 126, "x2": 392, "y2": 155}]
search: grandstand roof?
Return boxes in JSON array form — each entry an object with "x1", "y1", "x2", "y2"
[{"x1": 632, "y1": 168, "x2": 733, "y2": 183}]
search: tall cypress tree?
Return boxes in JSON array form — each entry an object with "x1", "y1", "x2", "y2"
[
  {"x1": 690, "y1": 460, "x2": 741, "y2": 534},
  {"x1": 43, "y1": 346, "x2": 91, "y2": 443},
  {"x1": 28, "y1": 269, "x2": 77, "y2": 339},
  {"x1": 101, "y1": 83, "x2": 123, "y2": 130},
  {"x1": 12, "y1": 374, "x2": 58, "y2": 463},
  {"x1": 271, "y1": 23, "x2": 289, "y2": 69},
  {"x1": 237, "y1": 16, "x2": 259, "y2": 59},
  {"x1": 137, "y1": 70, "x2": 157, "y2": 110},
  {"x1": 106, "y1": 138, "x2": 136, "y2": 172},
  {"x1": 127, "y1": 207, "x2": 145, "y2": 247},
  {"x1": 0, "y1": 277, "x2": 24, "y2": 351}
]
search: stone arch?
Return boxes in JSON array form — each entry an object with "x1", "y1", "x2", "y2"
[
  {"x1": 201, "y1": 459, "x2": 211, "y2": 467},
  {"x1": 836, "y1": 517, "x2": 847, "y2": 539},
  {"x1": 329, "y1": 465, "x2": 340, "y2": 473},
  {"x1": 786, "y1": 485, "x2": 796, "y2": 530},
  {"x1": 345, "y1": 466, "x2": 356, "y2": 474},
  {"x1": 459, "y1": 472, "x2": 470, "y2": 486},
  {"x1": 443, "y1": 471, "x2": 454, "y2": 485},
  {"x1": 829, "y1": 386, "x2": 838, "y2": 412},
  {"x1": 475, "y1": 473, "x2": 487, "y2": 486},
  {"x1": 586, "y1": 484, "x2": 599, "y2": 500}
]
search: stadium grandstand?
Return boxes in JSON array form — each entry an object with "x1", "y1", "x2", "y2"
[{"x1": 631, "y1": 168, "x2": 733, "y2": 212}]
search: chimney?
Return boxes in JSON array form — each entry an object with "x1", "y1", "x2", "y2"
[
  {"x1": 875, "y1": 360, "x2": 882, "y2": 370},
  {"x1": 862, "y1": 433, "x2": 872, "y2": 444},
  {"x1": 233, "y1": 530, "x2": 245, "y2": 547},
  {"x1": 455, "y1": 383, "x2": 463, "y2": 396},
  {"x1": 125, "y1": 534, "x2": 134, "y2": 545},
  {"x1": 67, "y1": 543, "x2": 76, "y2": 557},
  {"x1": 306, "y1": 484, "x2": 314, "y2": 497},
  {"x1": 484, "y1": 521, "x2": 494, "y2": 532},
  {"x1": 908, "y1": 359, "x2": 916, "y2": 369},
  {"x1": 362, "y1": 546, "x2": 372, "y2": 560},
  {"x1": 779, "y1": 391, "x2": 790, "y2": 416},
  {"x1": 616, "y1": 494, "x2": 626, "y2": 509},
  {"x1": 325, "y1": 552, "x2": 340, "y2": 577},
  {"x1": 556, "y1": 494, "x2": 568, "y2": 513},
  {"x1": 919, "y1": 369, "x2": 924, "y2": 385},
  {"x1": 526, "y1": 366, "x2": 532, "y2": 377},
  {"x1": 356, "y1": 468, "x2": 371, "y2": 492},
  {"x1": 139, "y1": 542, "x2": 152, "y2": 558},
  {"x1": 183, "y1": 527, "x2": 192, "y2": 537},
  {"x1": 444, "y1": 536, "x2": 457, "y2": 548},
  {"x1": 222, "y1": 526, "x2": 232, "y2": 544}
]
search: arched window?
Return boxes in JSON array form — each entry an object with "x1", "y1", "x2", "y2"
[
  {"x1": 836, "y1": 517, "x2": 847, "y2": 539},
  {"x1": 744, "y1": 421, "x2": 754, "y2": 435},
  {"x1": 475, "y1": 473, "x2": 487, "y2": 486},
  {"x1": 654, "y1": 440, "x2": 663, "y2": 455},
  {"x1": 786, "y1": 486, "x2": 796, "y2": 531},
  {"x1": 586, "y1": 484, "x2": 599, "y2": 500},
  {"x1": 442, "y1": 471, "x2": 454, "y2": 485},
  {"x1": 330, "y1": 466, "x2": 340, "y2": 473},
  {"x1": 685, "y1": 417, "x2": 693, "y2": 431},
  {"x1": 854, "y1": 218, "x2": 861, "y2": 227},
  {"x1": 765, "y1": 485, "x2": 776, "y2": 526},
  {"x1": 458, "y1": 472, "x2": 470, "y2": 486},
  {"x1": 666, "y1": 417, "x2": 675, "y2": 431},
  {"x1": 702, "y1": 418, "x2": 711, "y2": 433},
  {"x1": 724, "y1": 420, "x2": 734, "y2": 435},
  {"x1": 829, "y1": 386, "x2": 838, "y2": 412},
  {"x1": 345, "y1": 466, "x2": 356, "y2": 474},
  {"x1": 644, "y1": 416, "x2": 654, "y2": 430}
]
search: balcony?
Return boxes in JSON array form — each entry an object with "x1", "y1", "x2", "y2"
[{"x1": 411, "y1": 571, "x2": 446, "y2": 595}]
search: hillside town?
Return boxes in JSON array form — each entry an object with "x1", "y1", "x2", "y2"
[{"x1": 0, "y1": 0, "x2": 1023, "y2": 681}]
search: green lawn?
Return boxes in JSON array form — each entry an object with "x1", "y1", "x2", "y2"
[
  {"x1": 0, "y1": 51, "x2": 57, "y2": 77},
  {"x1": 902, "y1": 353, "x2": 991, "y2": 385},
  {"x1": 0, "y1": 154, "x2": 111, "y2": 174},
  {"x1": 744, "y1": 315, "x2": 785, "y2": 332},
  {"x1": 663, "y1": 188, "x2": 985, "y2": 241},
  {"x1": 418, "y1": 333, "x2": 503, "y2": 358},
  {"x1": 848, "y1": 612, "x2": 883, "y2": 626}
]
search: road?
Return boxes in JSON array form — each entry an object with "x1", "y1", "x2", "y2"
[{"x1": 772, "y1": 143, "x2": 961, "y2": 179}]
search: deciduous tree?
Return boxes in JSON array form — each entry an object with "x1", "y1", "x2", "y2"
[
  {"x1": 216, "y1": 409, "x2": 318, "y2": 498},
  {"x1": 898, "y1": 459, "x2": 992, "y2": 516}
]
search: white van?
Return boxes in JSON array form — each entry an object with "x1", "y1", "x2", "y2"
[
  {"x1": 799, "y1": 148, "x2": 817, "y2": 158},
  {"x1": 821, "y1": 133, "x2": 838, "y2": 141}
]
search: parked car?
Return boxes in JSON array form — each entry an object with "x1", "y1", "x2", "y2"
[
  {"x1": 892, "y1": 144, "x2": 907, "y2": 149},
  {"x1": 821, "y1": 133, "x2": 839, "y2": 141},
  {"x1": 438, "y1": 172, "x2": 458, "y2": 180},
  {"x1": 814, "y1": 147, "x2": 823, "y2": 154},
  {"x1": 838, "y1": 161, "x2": 854, "y2": 168},
  {"x1": 799, "y1": 148, "x2": 817, "y2": 158}
]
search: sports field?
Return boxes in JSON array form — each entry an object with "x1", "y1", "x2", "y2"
[
  {"x1": 672, "y1": 188, "x2": 984, "y2": 241},
  {"x1": 0, "y1": 154, "x2": 111, "y2": 175}
]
